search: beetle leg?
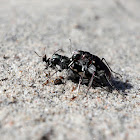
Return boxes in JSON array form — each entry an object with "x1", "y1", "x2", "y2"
[
  {"x1": 68, "y1": 60, "x2": 74, "y2": 67},
  {"x1": 86, "y1": 72, "x2": 95, "y2": 94},
  {"x1": 77, "y1": 71, "x2": 86, "y2": 93},
  {"x1": 104, "y1": 74, "x2": 127, "y2": 96},
  {"x1": 101, "y1": 58, "x2": 122, "y2": 78},
  {"x1": 45, "y1": 70, "x2": 58, "y2": 81},
  {"x1": 104, "y1": 74, "x2": 119, "y2": 93},
  {"x1": 77, "y1": 76, "x2": 83, "y2": 93}
]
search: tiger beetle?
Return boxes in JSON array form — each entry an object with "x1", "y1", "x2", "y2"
[
  {"x1": 35, "y1": 48, "x2": 122, "y2": 94},
  {"x1": 69, "y1": 50, "x2": 122, "y2": 93}
]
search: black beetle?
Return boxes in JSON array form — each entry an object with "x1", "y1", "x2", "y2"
[
  {"x1": 35, "y1": 50, "x2": 71, "y2": 72},
  {"x1": 69, "y1": 50, "x2": 121, "y2": 91}
]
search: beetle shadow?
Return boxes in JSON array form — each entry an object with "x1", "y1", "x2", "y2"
[{"x1": 111, "y1": 77, "x2": 133, "y2": 92}]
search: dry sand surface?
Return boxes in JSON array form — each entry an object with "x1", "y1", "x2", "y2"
[{"x1": 0, "y1": 0, "x2": 140, "y2": 140}]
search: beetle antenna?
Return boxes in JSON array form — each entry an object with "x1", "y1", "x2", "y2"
[
  {"x1": 69, "y1": 39, "x2": 72, "y2": 54},
  {"x1": 53, "y1": 49, "x2": 63, "y2": 55},
  {"x1": 34, "y1": 51, "x2": 42, "y2": 57}
]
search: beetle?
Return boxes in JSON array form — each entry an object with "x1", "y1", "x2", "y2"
[
  {"x1": 69, "y1": 50, "x2": 121, "y2": 91},
  {"x1": 35, "y1": 49, "x2": 121, "y2": 92},
  {"x1": 35, "y1": 49, "x2": 71, "y2": 72}
]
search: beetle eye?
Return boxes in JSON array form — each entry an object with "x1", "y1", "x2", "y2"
[
  {"x1": 52, "y1": 58, "x2": 57, "y2": 63},
  {"x1": 72, "y1": 54, "x2": 81, "y2": 60}
]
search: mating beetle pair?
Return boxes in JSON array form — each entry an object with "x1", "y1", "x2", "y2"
[{"x1": 35, "y1": 49, "x2": 121, "y2": 92}]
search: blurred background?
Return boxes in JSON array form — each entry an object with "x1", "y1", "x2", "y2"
[{"x1": 0, "y1": 0, "x2": 140, "y2": 140}]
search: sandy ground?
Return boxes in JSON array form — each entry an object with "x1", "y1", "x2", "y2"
[{"x1": 0, "y1": 0, "x2": 140, "y2": 140}]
